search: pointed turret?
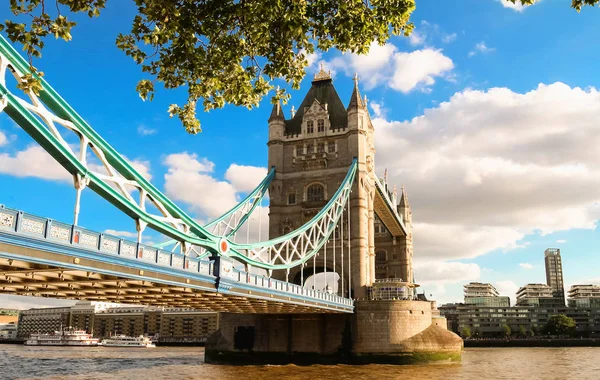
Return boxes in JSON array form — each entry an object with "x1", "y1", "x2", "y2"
[
  {"x1": 399, "y1": 185, "x2": 409, "y2": 208},
  {"x1": 347, "y1": 73, "x2": 366, "y2": 110},
  {"x1": 268, "y1": 100, "x2": 284, "y2": 122},
  {"x1": 268, "y1": 100, "x2": 285, "y2": 143}
]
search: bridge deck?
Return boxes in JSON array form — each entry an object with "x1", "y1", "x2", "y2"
[
  {"x1": 373, "y1": 176, "x2": 407, "y2": 237},
  {"x1": 0, "y1": 206, "x2": 353, "y2": 314}
]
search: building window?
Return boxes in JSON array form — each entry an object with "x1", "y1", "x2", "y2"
[
  {"x1": 307, "y1": 121, "x2": 314, "y2": 134},
  {"x1": 328, "y1": 143, "x2": 335, "y2": 153},
  {"x1": 296, "y1": 145, "x2": 303, "y2": 156},
  {"x1": 306, "y1": 183, "x2": 325, "y2": 202},
  {"x1": 306, "y1": 143, "x2": 314, "y2": 154},
  {"x1": 376, "y1": 250, "x2": 387, "y2": 264},
  {"x1": 317, "y1": 119, "x2": 325, "y2": 132},
  {"x1": 317, "y1": 143, "x2": 325, "y2": 153},
  {"x1": 288, "y1": 193, "x2": 296, "y2": 205}
]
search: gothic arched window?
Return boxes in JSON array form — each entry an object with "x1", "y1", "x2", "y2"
[
  {"x1": 376, "y1": 250, "x2": 387, "y2": 264},
  {"x1": 306, "y1": 183, "x2": 325, "y2": 202}
]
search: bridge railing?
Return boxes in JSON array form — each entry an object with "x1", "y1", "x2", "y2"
[
  {"x1": 233, "y1": 270, "x2": 353, "y2": 306},
  {"x1": 0, "y1": 205, "x2": 215, "y2": 277},
  {"x1": 0, "y1": 205, "x2": 353, "y2": 308}
]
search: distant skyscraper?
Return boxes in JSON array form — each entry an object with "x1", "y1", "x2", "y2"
[{"x1": 545, "y1": 248, "x2": 565, "y2": 304}]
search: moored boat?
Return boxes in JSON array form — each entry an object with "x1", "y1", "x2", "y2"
[
  {"x1": 101, "y1": 334, "x2": 156, "y2": 348},
  {"x1": 25, "y1": 328, "x2": 100, "y2": 346}
]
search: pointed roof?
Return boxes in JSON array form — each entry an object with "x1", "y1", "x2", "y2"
[
  {"x1": 399, "y1": 185, "x2": 410, "y2": 207},
  {"x1": 348, "y1": 73, "x2": 366, "y2": 110},
  {"x1": 283, "y1": 67, "x2": 347, "y2": 135},
  {"x1": 268, "y1": 100, "x2": 284, "y2": 122}
]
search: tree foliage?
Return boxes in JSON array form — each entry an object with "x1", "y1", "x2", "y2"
[
  {"x1": 502, "y1": 324, "x2": 511, "y2": 337},
  {"x1": 0, "y1": 0, "x2": 416, "y2": 133},
  {"x1": 460, "y1": 326, "x2": 472, "y2": 339},
  {"x1": 508, "y1": 0, "x2": 599, "y2": 11},
  {"x1": 545, "y1": 314, "x2": 576, "y2": 336}
]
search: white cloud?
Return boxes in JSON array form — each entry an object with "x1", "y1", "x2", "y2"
[
  {"x1": 495, "y1": 280, "x2": 519, "y2": 305},
  {"x1": 0, "y1": 130, "x2": 7, "y2": 146},
  {"x1": 328, "y1": 43, "x2": 453, "y2": 93},
  {"x1": 469, "y1": 41, "x2": 496, "y2": 57},
  {"x1": 499, "y1": 0, "x2": 526, "y2": 11},
  {"x1": 306, "y1": 52, "x2": 322, "y2": 69},
  {"x1": 415, "y1": 261, "x2": 481, "y2": 302},
  {"x1": 127, "y1": 158, "x2": 153, "y2": 182},
  {"x1": 0, "y1": 145, "x2": 71, "y2": 181},
  {"x1": 415, "y1": 261, "x2": 481, "y2": 284},
  {"x1": 409, "y1": 30, "x2": 426, "y2": 46},
  {"x1": 0, "y1": 140, "x2": 152, "y2": 185},
  {"x1": 556, "y1": 239, "x2": 567, "y2": 243},
  {"x1": 137, "y1": 124, "x2": 157, "y2": 136},
  {"x1": 163, "y1": 153, "x2": 237, "y2": 219},
  {"x1": 163, "y1": 152, "x2": 214, "y2": 173},
  {"x1": 225, "y1": 164, "x2": 268, "y2": 193},
  {"x1": 391, "y1": 49, "x2": 455, "y2": 93},
  {"x1": 413, "y1": 223, "x2": 524, "y2": 260},
  {"x1": 369, "y1": 101, "x2": 385, "y2": 118},
  {"x1": 374, "y1": 82, "x2": 600, "y2": 264},
  {"x1": 498, "y1": 0, "x2": 540, "y2": 11},
  {"x1": 519, "y1": 263, "x2": 534, "y2": 269},
  {"x1": 104, "y1": 229, "x2": 137, "y2": 238},
  {"x1": 442, "y1": 33, "x2": 457, "y2": 43},
  {"x1": 163, "y1": 152, "x2": 268, "y2": 222}
]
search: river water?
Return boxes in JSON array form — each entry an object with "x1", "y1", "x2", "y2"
[{"x1": 0, "y1": 345, "x2": 598, "y2": 380}]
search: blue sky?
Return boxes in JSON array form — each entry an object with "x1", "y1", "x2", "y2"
[{"x1": 0, "y1": 0, "x2": 599, "y2": 308}]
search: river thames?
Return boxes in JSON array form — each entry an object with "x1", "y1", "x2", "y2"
[{"x1": 0, "y1": 345, "x2": 598, "y2": 379}]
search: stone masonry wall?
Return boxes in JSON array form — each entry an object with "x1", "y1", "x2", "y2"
[{"x1": 354, "y1": 300, "x2": 433, "y2": 353}]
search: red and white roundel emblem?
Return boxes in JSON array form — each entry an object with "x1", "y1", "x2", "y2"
[{"x1": 219, "y1": 238, "x2": 229, "y2": 254}]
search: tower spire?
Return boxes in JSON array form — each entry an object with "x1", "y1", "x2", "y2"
[
  {"x1": 348, "y1": 72, "x2": 366, "y2": 110},
  {"x1": 268, "y1": 100, "x2": 284, "y2": 121},
  {"x1": 399, "y1": 185, "x2": 409, "y2": 207}
]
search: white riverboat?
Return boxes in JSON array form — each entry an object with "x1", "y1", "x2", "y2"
[
  {"x1": 25, "y1": 328, "x2": 100, "y2": 346},
  {"x1": 101, "y1": 335, "x2": 156, "y2": 348}
]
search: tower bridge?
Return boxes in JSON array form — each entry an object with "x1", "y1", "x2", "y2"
[{"x1": 0, "y1": 34, "x2": 462, "y2": 364}]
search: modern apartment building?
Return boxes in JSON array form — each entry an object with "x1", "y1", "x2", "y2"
[
  {"x1": 516, "y1": 283, "x2": 554, "y2": 306},
  {"x1": 464, "y1": 282, "x2": 499, "y2": 298},
  {"x1": 545, "y1": 248, "x2": 565, "y2": 303},
  {"x1": 439, "y1": 303, "x2": 600, "y2": 336},
  {"x1": 568, "y1": 284, "x2": 600, "y2": 308},
  {"x1": 464, "y1": 282, "x2": 510, "y2": 307}
]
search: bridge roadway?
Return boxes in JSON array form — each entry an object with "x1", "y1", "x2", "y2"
[
  {"x1": 373, "y1": 176, "x2": 407, "y2": 237},
  {"x1": 0, "y1": 206, "x2": 353, "y2": 313}
]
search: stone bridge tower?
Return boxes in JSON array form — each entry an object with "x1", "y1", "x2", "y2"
[
  {"x1": 207, "y1": 67, "x2": 463, "y2": 365},
  {"x1": 267, "y1": 67, "x2": 379, "y2": 299}
]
